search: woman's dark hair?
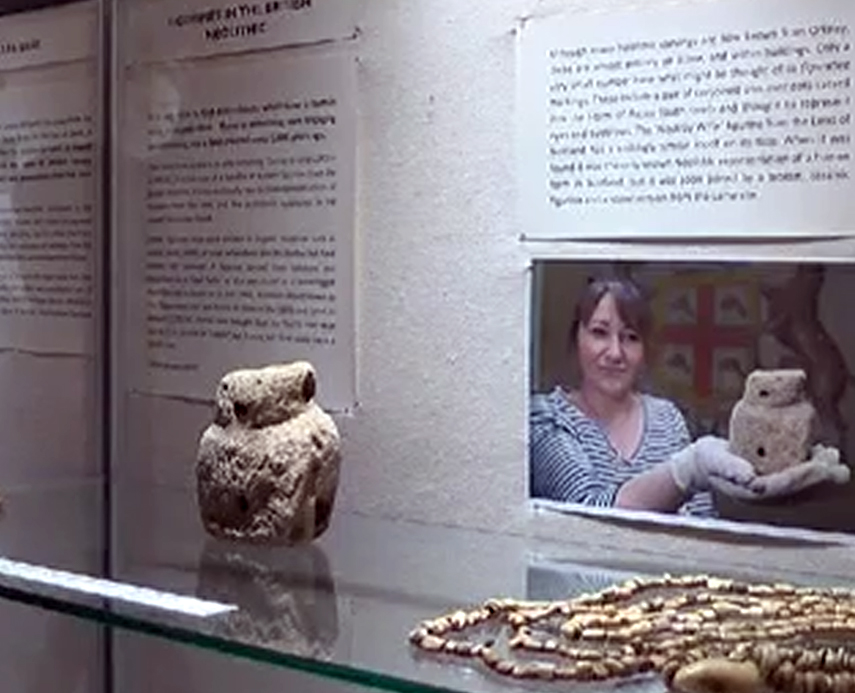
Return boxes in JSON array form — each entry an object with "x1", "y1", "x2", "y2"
[{"x1": 569, "y1": 277, "x2": 653, "y2": 350}]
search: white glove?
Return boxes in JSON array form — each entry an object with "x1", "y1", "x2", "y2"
[
  {"x1": 711, "y1": 444, "x2": 851, "y2": 500},
  {"x1": 668, "y1": 436, "x2": 757, "y2": 494}
]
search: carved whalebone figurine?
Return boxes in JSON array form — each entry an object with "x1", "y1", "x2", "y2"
[
  {"x1": 728, "y1": 369, "x2": 818, "y2": 475},
  {"x1": 196, "y1": 361, "x2": 341, "y2": 544}
]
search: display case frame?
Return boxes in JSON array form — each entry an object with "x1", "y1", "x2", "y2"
[{"x1": 0, "y1": 0, "x2": 854, "y2": 692}]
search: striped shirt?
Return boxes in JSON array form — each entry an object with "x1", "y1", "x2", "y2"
[{"x1": 529, "y1": 387, "x2": 716, "y2": 518}]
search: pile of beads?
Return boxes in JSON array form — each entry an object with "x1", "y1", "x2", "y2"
[{"x1": 408, "y1": 573, "x2": 855, "y2": 693}]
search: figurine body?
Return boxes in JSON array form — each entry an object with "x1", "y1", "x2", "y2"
[
  {"x1": 728, "y1": 369, "x2": 818, "y2": 475},
  {"x1": 196, "y1": 361, "x2": 341, "y2": 544}
]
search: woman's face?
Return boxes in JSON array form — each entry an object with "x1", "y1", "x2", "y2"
[{"x1": 576, "y1": 292, "x2": 645, "y2": 400}]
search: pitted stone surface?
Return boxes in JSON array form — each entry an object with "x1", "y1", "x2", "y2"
[
  {"x1": 729, "y1": 369, "x2": 818, "y2": 475},
  {"x1": 196, "y1": 361, "x2": 341, "y2": 544}
]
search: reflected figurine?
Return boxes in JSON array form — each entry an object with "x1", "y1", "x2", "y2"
[{"x1": 196, "y1": 539, "x2": 339, "y2": 658}]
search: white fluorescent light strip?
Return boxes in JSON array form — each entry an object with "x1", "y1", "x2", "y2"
[{"x1": 0, "y1": 557, "x2": 237, "y2": 617}]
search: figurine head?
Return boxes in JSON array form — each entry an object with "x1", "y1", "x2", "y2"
[
  {"x1": 214, "y1": 361, "x2": 317, "y2": 428},
  {"x1": 742, "y1": 369, "x2": 808, "y2": 408}
]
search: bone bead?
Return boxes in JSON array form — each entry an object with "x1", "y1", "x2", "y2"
[
  {"x1": 418, "y1": 634, "x2": 445, "y2": 651},
  {"x1": 672, "y1": 658, "x2": 763, "y2": 693},
  {"x1": 494, "y1": 660, "x2": 515, "y2": 675}
]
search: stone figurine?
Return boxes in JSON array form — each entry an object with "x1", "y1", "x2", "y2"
[
  {"x1": 196, "y1": 361, "x2": 341, "y2": 544},
  {"x1": 728, "y1": 369, "x2": 818, "y2": 475}
]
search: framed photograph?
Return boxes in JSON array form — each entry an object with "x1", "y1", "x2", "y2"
[{"x1": 528, "y1": 258, "x2": 855, "y2": 541}]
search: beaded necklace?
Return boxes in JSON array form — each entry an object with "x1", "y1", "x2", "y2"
[{"x1": 408, "y1": 573, "x2": 855, "y2": 693}]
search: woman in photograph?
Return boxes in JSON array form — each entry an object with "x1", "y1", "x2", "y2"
[{"x1": 529, "y1": 277, "x2": 760, "y2": 518}]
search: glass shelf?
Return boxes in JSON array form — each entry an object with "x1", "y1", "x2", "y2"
[{"x1": 0, "y1": 482, "x2": 848, "y2": 693}]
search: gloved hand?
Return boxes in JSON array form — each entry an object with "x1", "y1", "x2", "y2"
[
  {"x1": 668, "y1": 436, "x2": 758, "y2": 494},
  {"x1": 709, "y1": 444, "x2": 851, "y2": 500}
]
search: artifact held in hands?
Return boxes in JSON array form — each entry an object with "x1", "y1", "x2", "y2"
[
  {"x1": 729, "y1": 369, "x2": 819, "y2": 475},
  {"x1": 196, "y1": 361, "x2": 341, "y2": 545}
]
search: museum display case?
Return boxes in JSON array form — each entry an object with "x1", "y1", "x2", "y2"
[
  {"x1": 3, "y1": 0, "x2": 855, "y2": 690},
  {"x1": 0, "y1": 479, "x2": 850, "y2": 693}
]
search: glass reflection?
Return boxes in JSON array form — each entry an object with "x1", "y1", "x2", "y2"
[{"x1": 196, "y1": 539, "x2": 339, "y2": 659}]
